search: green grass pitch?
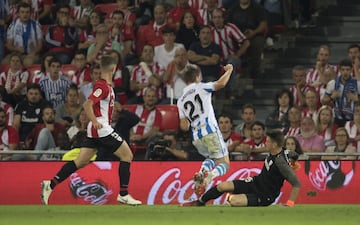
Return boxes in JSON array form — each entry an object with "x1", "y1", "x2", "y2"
[{"x1": 1, "y1": 205, "x2": 359, "y2": 225}]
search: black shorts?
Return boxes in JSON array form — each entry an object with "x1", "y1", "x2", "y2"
[
  {"x1": 232, "y1": 179, "x2": 275, "y2": 206},
  {"x1": 82, "y1": 131, "x2": 124, "y2": 153}
]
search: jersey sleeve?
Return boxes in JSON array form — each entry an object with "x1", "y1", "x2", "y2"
[
  {"x1": 88, "y1": 80, "x2": 109, "y2": 104},
  {"x1": 202, "y1": 82, "x2": 215, "y2": 93},
  {"x1": 275, "y1": 156, "x2": 301, "y2": 188}
]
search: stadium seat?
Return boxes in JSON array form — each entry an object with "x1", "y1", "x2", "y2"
[
  {"x1": 94, "y1": 3, "x2": 117, "y2": 17},
  {"x1": 61, "y1": 64, "x2": 77, "y2": 78},
  {"x1": 156, "y1": 105, "x2": 180, "y2": 132},
  {"x1": 0, "y1": 64, "x2": 10, "y2": 73},
  {"x1": 26, "y1": 64, "x2": 41, "y2": 83}
]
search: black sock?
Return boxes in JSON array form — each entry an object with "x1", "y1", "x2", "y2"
[
  {"x1": 50, "y1": 161, "x2": 78, "y2": 189},
  {"x1": 119, "y1": 161, "x2": 130, "y2": 196},
  {"x1": 199, "y1": 186, "x2": 223, "y2": 204}
]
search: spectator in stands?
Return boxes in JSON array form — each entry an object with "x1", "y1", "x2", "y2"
[
  {"x1": 227, "y1": 0, "x2": 267, "y2": 78},
  {"x1": 13, "y1": 84, "x2": 51, "y2": 143},
  {"x1": 78, "y1": 11, "x2": 103, "y2": 50},
  {"x1": 162, "y1": 47, "x2": 201, "y2": 104},
  {"x1": 234, "y1": 103, "x2": 256, "y2": 139},
  {"x1": 154, "y1": 26, "x2": 185, "y2": 69},
  {"x1": 211, "y1": 8, "x2": 250, "y2": 98},
  {"x1": 322, "y1": 59, "x2": 360, "y2": 127},
  {"x1": 167, "y1": 0, "x2": 203, "y2": 30},
  {"x1": 218, "y1": 114, "x2": 242, "y2": 152},
  {"x1": 284, "y1": 136, "x2": 303, "y2": 155},
  {"x1": 0, "y1": 0, "x2": 10, "y2": 61},
  {"x1": 108, "y1": 50, "x2": 131, "y2": 104},
  {"x1": 31, "y1": 52, "x2": 55, "y2": 84},
  {"x1": 235, "y1": 120, "x2": 267, "y2": 160},
  {"x1": 70, "y1": 0, "x2": 94, "y2": 29},
  {"x1": 189, "y1": 0, "x2": 222, "y2": 11},
  {"x1": 70, "y1": 51, "x2": 92, "y2": 88},
  {"x1": 129, "y1": 44, "x2": 164, "y2": 104},
  {"x1": 0, "y1": 53, "x2": 29, "y2": 106},
  {"x1": 197, "y1": 0, "x2": 220, "y2": 25},
  {"x1": 345, "y1": 103, "x2": 360, "y2": 151},
  {"x1": 136, "y1": 4, "x2": 168, "y2": 57},
  {"x1": 115, "y1": 0, "x2": 137, "y2": 28},
  {"x1": 145, "y1": 130, "x2": 205, "y2": 161},
  {"x1": 24, "y1": 105, "x2": 67, "y2": 160},
  {"x1": 0, "y1": 107, "x2": 19, "y2": 161},
  {"x1": 306, "y1": 45, "x2": 337, "y2": 87},
  {"x1": 11, "y1": 0, "x2": 53, "y2": 25},
  {"x1": 290, "y1": 65, "x2": 313, "y2": 107},
  {"x1": 79, "y1": 64, "x2": 101, "y2": 103},
  {"x1": 265, "y1": 89, "x2": 292, "y2": 132},
  {"x1": 87, "y1": 23, "x2": 122, "y2": 64},
  {"x1": 188, "y1": 25, "x2": 222, "y2": 82},
  {"x1": 347, "y1": 44, "x2": 360, "y2": 79},
  {"x1": 39, "y1": 58, "x2": 72, "y2": 108},
  {"x1": 45, "y1": 4, "x2": 78, "y2": 65},
  {"x1": 3, "y1": 3, "x2": 43, "y2": 67},
  {"x1": 109, "y1": 10, "x2": 135, "y2": 64},
  {"x1": 55, "y1": 85, "x2": 82, "y2": 127},
  {"x1": 284, "y1": 106, "x2": 301, "y2": 137},
  {"x1": 0, "y1": 87, "x2": 14, "y2": 126},
  {"x1": 295, "y1": 116, "x2": 325, "y2": 160},
  {"x1": 129, "y1": 88, "x2": 162, "y2": 146},
  {"x1": 322, "y1": 127, "x2": 357, "y2": 160},
  {"x1": 176, "y1": 10, "x2": 200, "y2": 50},
  {"x1": 67, "y1": 107, "x2": 89, "y2": 142},
  {"x1": 301, "y1": 89, "x2": 319, "y2": 121},
  {"x1": 316, "y1": 105, "x2": 337, "y2": 147}
]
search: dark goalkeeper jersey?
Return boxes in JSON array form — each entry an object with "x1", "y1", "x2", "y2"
[{"x1": 253, "y1": 150, "x2": 301, "y2": 199}]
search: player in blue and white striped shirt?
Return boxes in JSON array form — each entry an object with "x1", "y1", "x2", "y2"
[{"x1": 177, "y1": 64, "x2": 233, "y2": 197}]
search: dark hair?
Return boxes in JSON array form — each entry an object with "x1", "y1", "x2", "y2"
[
  {"x1": 241, "y1": 103, "x2": 256, "y2": 114},
  {"x1": 40, "y1": 52, "x2": 56, "y2": 73},
  {"x1": 339, "y1": 59, "x2": 353, "y2": 68},
  {"x1": 199, "y1": 24, "x2": 211, "y2": 32},
  {"x1": 100, "y1": 55, "x2": 117, "y2": 71},
  {"x1": 266, "y1": 129, "x2": 284, "y2": 147},
  {"x1": 112, "y1": 10, "x2": 125, "y2": 19},
  {"x1": 217, "y1": 114, "x2": 233, "y2": 124},
  {"x1": 183, "y1": 65, "x2": 200, "y2": 84},
  {"x1": 17, "y1": 2, "x2": 31, "y2": 13},
  {"x1": 56, "y1": 4, "x2": 70, "y2": 13},
  {"x1": 250, "y1": 121, "x2": 265, "y2": 130},
  {"x1": 163, "y1": 130, "x2": 177, "y2": 137},
  {"x1": 347, "y1": 44, "x2": 360, "y2": 52},
  {"x1": 162, "y1": 26, "x2": 176, "y2": 34},
  {"x1": 41, "y1": 105, "x2": 55, "y2": 116},
  {"x1": 48, "y1": 57, "x2": 62, "y2": 67},
  {"x1": 179, "y1": 10, "x2": 200, "y2": 30},
  {"x1": 27, "y1": 83, "x2": 42, "y2": 93},
  {"x1": 86, "y1": 11, "x2": 104, "y2": 34},
  {"x1": 275, "y1": 89, "x2": 293, "y2": 108}
]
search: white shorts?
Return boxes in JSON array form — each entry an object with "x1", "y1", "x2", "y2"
[{"x1": 192, "y1": 131, "x2": 228, "y2": 159}]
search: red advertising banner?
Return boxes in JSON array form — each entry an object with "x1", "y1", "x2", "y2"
[{"x1": 0, "y1": 161, "x2": 359, "y2": 205}]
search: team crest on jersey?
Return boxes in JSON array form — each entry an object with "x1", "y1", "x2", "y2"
[
  {"x1": 93, "y1": 89, "x2": 102, "y2": 97},
  {"x1": 265, "y1": 159, "x2": 273, "y2": 171}
]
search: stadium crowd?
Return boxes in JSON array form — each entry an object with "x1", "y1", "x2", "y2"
[{"x1": 1, "y1": 0, "x2": 359, "y2": 161}]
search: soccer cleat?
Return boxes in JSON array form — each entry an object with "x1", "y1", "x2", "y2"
[
  {"x1": 202, "y1": 170, "x2": 212, "y2": 189},
  {"x1": 193, "y1": 172, "x2": 205, "y2": 198},
  {"x1": 117, "y1": 194, "x2": 142, "y2": 206},
  {"x1": 41, "y1": 180, "x2": 52, "y2": 205},
  {"x1": 225, "y1": 193, "x2": 233, "y2": 206},
  {"x1": 181, "y1": 199, "x2": 205, "y2": 207}
]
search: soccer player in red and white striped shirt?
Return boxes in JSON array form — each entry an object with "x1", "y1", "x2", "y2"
[{"x1": 41, "y1": 55, "x2": 142, "y2": 206}]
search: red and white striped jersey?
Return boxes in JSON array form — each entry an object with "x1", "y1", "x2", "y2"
[
  {"x1": 31, "y1": 71, "x2": 47, "y2": 84},
  {"x1": 285, "y1": 126, "x2": 300, "y2": 137},
  {"x1": 69, "y1": 66, "x2": 92, "y2": 87},
  {"x1": 188, "y1": 0, "x2": 222, "y2": 9},
  {"x1": 289, "y1": 84, "x2": 313, "y2": 107},
  {"x1": 0, "y1": 101, "x2": 14, "y2": 126},
  {"x1": 131, "y1": 62, "x2": 165, "y2": 98},
  {"x1": 0, "y1": 69, "x2": 29, "y2": 95},
  {"x1": 345, "y1": 121, "x2": 360, "y2": 149},
  {"x1": 306, "y1": 64, "x2": 337, "y2": 85},
  {"x1": 71, "y1": 5, "x2": 93, "y2": 20},
  {"x1": 0, "y1": 125, "x2": 19, "y2": 151},
  {"x1": 132, "y1": 105, "x2": 161, "y2": 135},
  {"x1": 211, "y1": 23, "x2": 247, "y2": 62},
  {"x1": 301, "y1": 108, "x2": 318, "y2": 122},
  {"x1": 87, "y1": 79, "x2": 115, "y2": 138}
]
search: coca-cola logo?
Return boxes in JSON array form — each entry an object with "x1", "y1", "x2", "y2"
[
  {"x1": 306, "y1": 161, "x2": 355, "y2": 191},
  {"x1": 69, "y1": 173, "x2": 113, "y2": 205},
  {"x1": 147, "y1": 167, "x2": 261, "y2": 205}
]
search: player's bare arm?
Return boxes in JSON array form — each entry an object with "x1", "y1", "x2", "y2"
[{"x1": 214, "y1": 64, "x2": 233, "y2": 91}]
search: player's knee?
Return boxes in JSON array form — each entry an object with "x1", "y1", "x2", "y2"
[{"x1": 217, "y1": 181, "x2": 232, "y2": 192}]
